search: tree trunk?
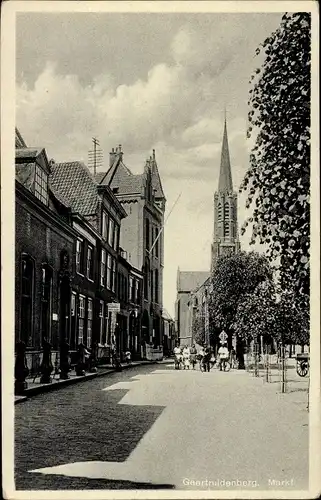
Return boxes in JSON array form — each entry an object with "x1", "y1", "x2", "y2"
[{"x1": 236, "y1": 337, "x2": 245, "y2": 369}]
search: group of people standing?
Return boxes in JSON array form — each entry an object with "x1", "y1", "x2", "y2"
[
  {"x1": 173, "y1": 344, "x2": 198, "y2": 370},
  {"x1": 173, "y1": 343, "x2": 232, "y2": 372}
]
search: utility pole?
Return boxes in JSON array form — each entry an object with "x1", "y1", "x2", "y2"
[{"x1": 88, "y1": 137, "x2": 103, "y2": 175}]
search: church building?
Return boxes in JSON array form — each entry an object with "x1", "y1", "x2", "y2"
[
  {"x1": 176, "y1": 116, "x2": 240, "y2": 347},
  {"x1": 211, "y1": 117, "x2": 241, "y2": 269}
]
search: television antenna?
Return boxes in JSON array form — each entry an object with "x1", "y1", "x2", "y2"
[{"x1": 88, "y1": 137, "x2": 103, "y2": 175}]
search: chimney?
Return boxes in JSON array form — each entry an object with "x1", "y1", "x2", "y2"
[
  {"x1": 109, "y1": 147, "x2": 116, "y2": 167},
  {"x1": 152, "y1": 149, "x2": 156, "y2": 160},
  {"x1": 117, "y1": 144, "x2": 123, "y2": 161}
]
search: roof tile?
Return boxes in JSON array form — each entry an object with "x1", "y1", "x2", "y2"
[
  {"x1": 50, "y1": 161, "x2": 98, "y2": 215},
  {"x1": 177, "y1": 271, "x2": 210, "y2": 292}
]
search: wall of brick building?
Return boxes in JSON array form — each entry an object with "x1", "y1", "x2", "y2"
[
  {"x1": 177, "y1": 292, "x2": 192, "y2": 346},
  {"x1": 119, "y1": 200, "x2": 143, "y2": 270},
  {"x1": 15, "y1": 187, "x2": 75, "y2": 352}
]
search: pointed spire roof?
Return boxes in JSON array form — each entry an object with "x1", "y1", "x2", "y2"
[{"x1": 218, "y1": 117, "x2": 233, "y2": 193}]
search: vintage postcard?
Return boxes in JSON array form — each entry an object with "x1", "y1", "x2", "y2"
[{"x1": 1, "y1": 1, "x2": 320, "y2": 499}]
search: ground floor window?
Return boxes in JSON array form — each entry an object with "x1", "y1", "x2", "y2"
[
  {"x1": 78, "y1": 295, "x2": 85, "y2": 345},
  {"x1": 21, "y1": 254, "x2": 34, "y2": 346},
  {"x1": 70, "y1": 292, "x2": 77, "y2": 349},
  {"x1": 41, "y1": 264, "x2": 53, "y2": 343},
  {"x1": 99, "y1": 301, "x2": 104, "y2": 345},
  {"x1": 87, "y1": 298, "x2": 93, "y2": 348}
]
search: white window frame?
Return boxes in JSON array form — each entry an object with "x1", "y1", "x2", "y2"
[
  {"x1": 76, "y1": 238, "x2": 84, "y2": 275},
  {"x1": 78, "y1": 295, "x2": 85, "y2": 345},
  {"x1": 129, "y1": 276, "x2": 134, "y2": 303},
  {"x1": 113, "y1": 224, "x2": 119, "y2": 251},
  {"x1": 34, "y1": 165, "x2": 48, "y2": 205},
  {"x1": 135, "y1": 279, "x2": 139, "y2": 304},
  {"x1": 71, "y1": 292, "x2": 76, "y2": 317},
  {"x1": 100, "y1": 249, "x2": 106, "y2": 286},
  {"x1": 107, "y1": 253, "x2": 112, "y2": 290},
  {"x1": 112, "y1": 258, "x2": 116, "y2": 292},
  {"x1": 108, "y1": 218, "x2": 114, "y2": 248},
  {"x1": 99, "y1": 301, "x2": 104, "y2": 345},
  {"x1": 87, "y1": 245, "x2": 93, "y2": 280},
  {"x1": 87, "y1": 298, "x2": 93, "y2": 348},
  {"x1": 102, "y1": 211, "x2": 108, "y2": 240}
]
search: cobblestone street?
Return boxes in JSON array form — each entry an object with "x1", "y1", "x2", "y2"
[{"x1": 15, "y1": 362, "x2": 308, "y2": 491}]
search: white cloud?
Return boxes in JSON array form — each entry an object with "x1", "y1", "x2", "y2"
[{"x1": 16, "y1": 15, "x2": 281, "y2": 316}]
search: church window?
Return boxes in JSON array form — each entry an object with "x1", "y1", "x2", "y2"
[
  {"x1": 224, "y1": 221, "x2": 230, "y2": 236},
  {"x1": 217, "y1": 203, "x2": 222, "y2": 221},
  {"x1": 224, "y1": 202, "x2": 229, "y2": 218}
]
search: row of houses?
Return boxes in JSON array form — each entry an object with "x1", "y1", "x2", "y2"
[{"x1": 15, "y1": 128, "x2": 175, "y2": 384}]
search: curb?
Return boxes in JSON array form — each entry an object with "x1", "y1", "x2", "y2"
[
  {"x1": 14, "y1": 396, "x2": 28, "y2": 405},
  {"x1": 14, "y1": 361, "x2": 158, "y2": 403}
]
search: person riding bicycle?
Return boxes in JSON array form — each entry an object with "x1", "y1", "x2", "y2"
[
  {"x1": 174, "y1": 344, "x2": 182, "y2": 370},
  {"x1": 218, "y1": 343, "x2": 229, "y2": 371}
]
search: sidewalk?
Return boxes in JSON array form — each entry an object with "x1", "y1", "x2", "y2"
[
  {"x1": 245, "y1": 355, "x2": 309, "y2": 409},
  {"x1": 14, "y1": 359, "x2": 157, "y2": 404}
]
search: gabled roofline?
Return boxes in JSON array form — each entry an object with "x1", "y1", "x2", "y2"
[
  {"x1": 97, "y1": 184, "x2": 127, "y2": 219},
  {"x1": 72, "y1": 212, "x2": 102, "y2": 240}
]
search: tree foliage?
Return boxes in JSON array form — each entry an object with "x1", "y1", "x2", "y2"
[
  {"x1": 234, "y1": 282, "x2": 309, "y2": 346},
  {"x1": 192, "y1": 309, "x2": 205, "y2": 346},
  {"x1": 240, "y1": 13, "x2": 310, "y2": 303},
  {"x1": 208, "y1": 251, "x2": 273, "y2": 332}
]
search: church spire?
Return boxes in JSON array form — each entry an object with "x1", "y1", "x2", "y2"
[{"x1": 218, "y1": 117, "x2": 233, "y2": 193}]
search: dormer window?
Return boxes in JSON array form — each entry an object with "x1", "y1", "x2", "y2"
[
  {"x1": 16, "y1": 148, "x2": 50, "y2": 206},
  {"x1": 34, "y1": 165, "x2": 49, "y2": 205}
]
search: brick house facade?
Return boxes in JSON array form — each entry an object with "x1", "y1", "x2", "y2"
[
  {"x1": 95, "y1": 146, "x2": 166, "y2": 358},
  {"x1": 15, "y1": 147, "x2": 76, "y2": 373}
]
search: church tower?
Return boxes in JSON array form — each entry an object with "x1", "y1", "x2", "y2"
[{"x1": 211, "y1": 117, "x2": 240, "y2": 271}]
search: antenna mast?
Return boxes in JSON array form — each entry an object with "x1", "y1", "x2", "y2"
[{"x1": 88, "y1": 137, "x2": 103, "y2": 175}]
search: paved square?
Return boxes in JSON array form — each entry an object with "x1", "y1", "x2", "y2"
[{"x1": 15, "y1": 363, "x2": 308, "y2": 490}]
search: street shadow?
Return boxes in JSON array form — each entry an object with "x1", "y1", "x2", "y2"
[
  {"x1": 15, "y1": 472, "x2": 175, "y2": 490},
  {"x1": 15, "y1": 366, "x2": 166, "y2": 489}
]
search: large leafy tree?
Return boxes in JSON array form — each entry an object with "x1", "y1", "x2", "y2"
[
  {"x1": 208, "y1": 251, "x2": 273, "y2": 333},
  {"x1": 234, "y1": 282, "x2": 309, "y2": 347},
  {"x1": 233, "y1": 280, "x2": 277, "y2": 346},
  {"x1": 241, "y1": 13, "x2": 311, "y2": 305},
  {"x1": 192, "y1": 309, "x2": 205, "y2": 346}
]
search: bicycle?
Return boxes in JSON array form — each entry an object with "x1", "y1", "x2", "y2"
[
  {"x1": 199, "y1": 356, "x2": 211, "y2": 372},
  {"x1": 219, "y1": 358, "x2": 231, "y2": 372},
  {"x1": 174, "y1": 355, "x2": 183, "y2": 370}
]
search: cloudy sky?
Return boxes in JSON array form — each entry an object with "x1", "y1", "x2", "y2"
[{"x1": 16, "y1": 10, "x2": 283, "y2": 317}]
